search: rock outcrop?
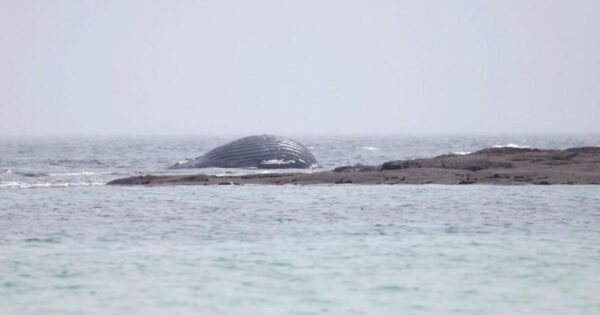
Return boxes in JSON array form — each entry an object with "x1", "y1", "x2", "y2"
[{"x1": 107, "y1": 147, "x2": 600, "y2": 186}]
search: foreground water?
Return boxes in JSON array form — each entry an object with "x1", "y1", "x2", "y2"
[{"x1": 1, "y1": 136, "x2": 599, "y2": 314}]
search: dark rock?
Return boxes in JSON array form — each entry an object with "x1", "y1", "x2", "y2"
[
  {"x1": 471, "y1": 147, "x2": 540, "y2": 155},
  {"x1": 380, "y1": 155, "x2": 512, "y2": 171},
  {"x1": 107, "y1": 146, "x2": 600, "y2": 186},
  {"x1": 333, "y1": 164, "x2": 378, "y2": 172},
  {"x1": 107, "y1": 175, "x2": 159, "y2": 185}
]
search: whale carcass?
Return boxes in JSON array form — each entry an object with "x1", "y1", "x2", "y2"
[{"x1": 169, "y1": 135, "x2": 320, "y2": 169}]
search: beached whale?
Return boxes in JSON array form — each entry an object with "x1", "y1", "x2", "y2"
[{"x1": 168, "y1": 135, "x2": 320, "y2": 169}]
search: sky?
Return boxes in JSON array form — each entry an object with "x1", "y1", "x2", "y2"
[{"x1": 1, "y1": 0, "x2": 599, "y2": 136}]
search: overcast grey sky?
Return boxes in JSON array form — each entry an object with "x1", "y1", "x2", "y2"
[{"x1": 1, "y1": 1, "x2": 599, "y2": 135}]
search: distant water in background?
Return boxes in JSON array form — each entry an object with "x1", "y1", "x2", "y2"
[
  {"x1": 1, "y1": 135, "x2": 599, "y2": 314},
  {"x1": 1, "y1": 134, "x2": 599, "y2": 188}
]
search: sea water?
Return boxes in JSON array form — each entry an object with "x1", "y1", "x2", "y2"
[{"x1": 1, "y1": 135, "x2": 599, "y2": 314}]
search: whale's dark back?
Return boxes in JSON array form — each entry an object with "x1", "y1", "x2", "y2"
[{"x1": 170, "y1": 135, "x2": 319, "y2": 169}]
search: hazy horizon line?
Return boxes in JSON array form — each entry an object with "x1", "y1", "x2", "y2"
[{"x1": 1, "y1": 132, "x2": 599, "y2": 138}]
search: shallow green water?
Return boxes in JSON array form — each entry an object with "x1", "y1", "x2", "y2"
[{"x1": 1, "y1": 185, "x2": 599, "y2": 314}]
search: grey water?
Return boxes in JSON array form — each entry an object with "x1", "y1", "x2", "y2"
[{"x1": 1, "y1": 135, "x2": 599, "y2": 314}]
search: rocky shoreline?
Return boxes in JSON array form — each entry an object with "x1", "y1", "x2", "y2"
[{"x1": 107, "y1": 147, "x2": 600, "y2": 186}]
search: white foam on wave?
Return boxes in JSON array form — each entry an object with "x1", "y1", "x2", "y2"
[
  {"x1": 0, "y1": 182, "x2": 105, "y2": 189},
  {"x1": 492, "y1": 143, "x2": 530, "y2": 149},
  {"x1": 48, "y1": 171, "x2": 111, "y2": 177},
  {"x1": 362, "y1": 146, "x2": 380, "y2": 151},
  {"x1": 452, "y1": 151, "x2": 471, "y2": 155},
  {"x1": 174, "y1": 159, "x2": 191, "y2": 165}
]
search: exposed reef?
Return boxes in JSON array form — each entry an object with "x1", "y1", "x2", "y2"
[{"x1": 107, "y1": 147, "x2": 600, "y2": 186}]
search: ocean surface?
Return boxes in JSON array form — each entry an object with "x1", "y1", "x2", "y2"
[{"x1": 1, "y1": 135, "x2": 599, "y2": 314}]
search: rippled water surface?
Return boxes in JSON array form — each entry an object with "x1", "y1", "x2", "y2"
[{"x1": 1, "y1": 136, "x2": 599, "y2": 314}]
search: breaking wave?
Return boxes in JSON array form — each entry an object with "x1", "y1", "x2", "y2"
[
  {"x1": 361, "y1": 146, "x2": 380, "y2": 151},
  {"x1": 451, "y1": 151, "x2": 472, "y2": 155},
  {"x1": 492, "y1": 143, "x2": 530, "y2": 149},
  {"x1": 0, "y1": 181, "x2": 105, "y2": 189}
]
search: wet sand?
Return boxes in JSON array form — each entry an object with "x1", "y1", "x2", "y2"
[{"x1": 107, "y1": 147, "x2": 600, "y2": 186}]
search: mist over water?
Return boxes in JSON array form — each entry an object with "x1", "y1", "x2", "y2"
[{"x1": 2, "y1": 1, "x2": 600, "y2": 135}]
